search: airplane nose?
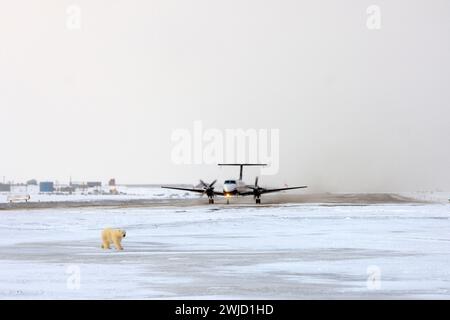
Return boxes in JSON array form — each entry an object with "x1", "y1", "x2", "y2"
[{"x1": 223, "y1": 184, "x2": 236, "y2": 192}]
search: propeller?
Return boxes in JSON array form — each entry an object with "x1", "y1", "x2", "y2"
[
  {"x1": 247, "y1": 176, "x2": 265, "y2": 198},
  {"x1": 197, "y1": 179, "x2": 217, "y2": 198}
]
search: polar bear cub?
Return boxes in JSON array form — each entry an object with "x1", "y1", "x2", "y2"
[{"x1": 101, "y1": 228, "x2": 126, "y2": 250}]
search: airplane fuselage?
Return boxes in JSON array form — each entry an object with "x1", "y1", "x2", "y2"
[{"x1": 223, "y1": 179, "x2": 248, "y2": 196}]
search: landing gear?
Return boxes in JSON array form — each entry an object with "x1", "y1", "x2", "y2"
[
  {"x1": 256, "y1": 198, "x2": 261, "y2": 204},
  {"x1": 208, "y1": 198, "x2": 214, "y2": 204},
  {"x1": 226, "y1": 199, "x2": 230, "y2": 205}
]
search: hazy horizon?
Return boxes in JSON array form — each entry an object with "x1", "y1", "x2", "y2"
[{"x1": 1, "y1": 0, "x2": 450, "y2": 192}]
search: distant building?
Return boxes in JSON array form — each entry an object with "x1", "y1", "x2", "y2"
[
  {"x1": 0, "y1": 183, "x2": 11, "y2": 192},
  {"x1": 26, "y1": 179, "x2": 38, "y2": 186},
  {"x1": 56, "y1": 185, "x2": 75, "y2": 193},
  {"x1": 39, "y1": 181, "x2": 54, "y2": 193},
  {"x1": 87, "y1": 181, "x2": 102, "y2": 188},
  {"x1": 69, "y1": 182, "x2": 85, "y2": 189}
]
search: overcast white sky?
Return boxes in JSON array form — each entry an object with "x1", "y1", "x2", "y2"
[{"x1": 1, "y1": 0, "x2": 449, "y2": 192}]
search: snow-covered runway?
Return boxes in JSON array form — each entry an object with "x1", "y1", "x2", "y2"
[{"x1": 0, "y1": 203, "x2": 449, "y2": 299}]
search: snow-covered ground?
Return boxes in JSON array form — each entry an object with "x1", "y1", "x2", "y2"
[
  {"x1": 0, "y1": 203, "x2": 449, "y2": 299},
  {"x1": 0, "y1": 185, "x2": 195, "y2": 203}
]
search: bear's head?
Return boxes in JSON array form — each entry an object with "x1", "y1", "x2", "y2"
[{"x1": 120, "y1": 230, "x2": 126, "y2": 238}]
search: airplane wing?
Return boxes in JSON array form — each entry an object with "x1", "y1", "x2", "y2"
[
  {"x1": 161, "y1": 186, "x2": 205, "y2": 194},
  {"x1": 238, "y1": 186, "x2": 307, "y2": 196},
  {"x1": 259, "y1": 186, "x2": 308, "y2": 194},
  {"x1": 161, "y1": 186, "x2": 225, "y2": 196}
]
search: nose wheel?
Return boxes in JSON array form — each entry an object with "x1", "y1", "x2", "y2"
[
  {"x1": 208, "y1": 198, "x2": 214, "y2": 204},
  {"x1": 226, "y1": 199, "x2": 230, "y2": 205},
  {"x1": 255, "y1": 198, "x2": 261, "y2": 204}
]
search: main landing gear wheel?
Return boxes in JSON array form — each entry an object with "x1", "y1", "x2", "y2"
[
  {"x1": 256, "y1": 198, "x2": 261, "y2": 204},
  {"x1": 208, "y1": 198, "x2": 214, "y2": 204}
]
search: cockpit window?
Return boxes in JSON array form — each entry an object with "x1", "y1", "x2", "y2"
[{"x1": 224, "y1": 180, "x2": 236, "y2": 184}]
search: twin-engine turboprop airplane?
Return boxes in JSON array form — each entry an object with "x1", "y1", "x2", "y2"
[{"x1": 162, "y1": 164, "x2": 307, "y2": 204}]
